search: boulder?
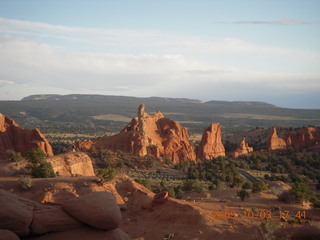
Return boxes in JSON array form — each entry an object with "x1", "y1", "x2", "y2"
[
  {"x1": 46, "y1": 152, "x2": 94, "y2": 176},
  {"x1": 197, "y1": 123, "x2": 225, "y2": 160},
  {"x1": 234, "y1": 137, "x2": 253, "y2": 157},
  {"x1": 268, "y1": 127, "x2": 287, "y2": 150},
  {"x1": 0, "y1": 189, "x2": 39, "y2": 236},
  {"x1": 62, "y1": 192, "x2": 122, "y2": 231},
  {"x1": 76, "y1": 106, "x2": 196, "y2": 163},
  {"x1": 31, "y1": 205, "x2": 83, "y2": 235},
  {"x1": 0, "y1": 229, "x2": 20, "y2": 240},
  {"x1": 0, "y1": 113, "x2": 53, "y2": 160},
  {"x1": 26, "y1": 227, "x2": 130, "y2": 240}
]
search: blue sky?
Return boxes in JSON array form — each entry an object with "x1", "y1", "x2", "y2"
[{"x1": 0, "y1": 0, "x2": 319, "y2": 108}]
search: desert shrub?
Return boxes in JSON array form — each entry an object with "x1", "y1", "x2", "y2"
[
  {"x1": 27, "y1": 149, "x2": 47, "y2": 164},
  {"x1": 278, "y1": 182, "x2": 315, "y2": 204},
  {"x1": 28, "y1": 161, "x2": 56, "y2": 178},
  {"x1": 146, "y1": 157, "x2": 155, "y2": 168},
  {"x1": 19, "y1": 176, "x2": 32, "y2": 191},
  {"x1": 242, "y1": 181, "x2": 253, "y2": 189},
  {"x1": 237, "y1": 189, "x2": 251, "y2": 201},
  {"x1": 9, "y1": 151, "x2": 23, "y2": 163},
  {"x1": 289, "y1": 181, "x2": 314, "y2": 202},
  {"x1": 116, "y1": 160, "x2": 124, "y2": 168},
  {"x1": 96, "y1": 167, "x2": 117, "y2": 182},
  {"x1": 252, "y1": 181, "x2": 268, "y2": 193},
  {"x1": 182, "y1": 179, "x2": 207, "y2": 193},
  {"x1": 257, "y1": 219, "x2": 278, "y2": 240},
  {"x1": 277, "y1": 190, "x2": 296, "y2": 203}
]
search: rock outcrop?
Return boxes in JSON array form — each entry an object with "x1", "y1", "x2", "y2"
[
  {"x1": 268, "y1": 127, "x2": 287, "y2": 150},
  {"x1": 76, "y1": 105, "x2": 196, "y2": 163},
  {"x1": 234, "y1": 137, "x2": 253, "y2": 157},
  {"x1": 197, "y1": 123, "x2": 225, "y2": 160},
  {"x1": 0, "y1": 189, "x2": 130, "y2": 240},
  {"x1": 287, "y1": 127, "x2": 320, "y2": 150},
  {"x1": 47, "y1": 152, "x2": 94, "y2": 176},
  {"x1": 0, "y1": 113, "x2": 53, "y2": 160}
]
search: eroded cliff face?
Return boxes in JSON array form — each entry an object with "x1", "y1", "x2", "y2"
[
  {"x1": 197, "y1": 123, "x2": 225, "y2": 160},
  {"x1": 0, "y1": 113, "x2": 53, "y2": 160},
  {"x1": 76, "y1": 107, "x2": 196, "y2": 163},
  {"x1": 234, "y1": 137, "x2": 253, "y2": 157}
]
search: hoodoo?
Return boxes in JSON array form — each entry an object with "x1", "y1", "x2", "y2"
[
  {"x1": 234, "y1": 137, "x2": 253, "y2": 157},
  {"x1": 0, "y1": 113, "x2": 53, "y2": 160},
  {"x1": 268, "y1": 127, "x2": 287, "y2": 150},
  {"x1": 197, "y1": 123, "x2": 225, "y2": 160}
]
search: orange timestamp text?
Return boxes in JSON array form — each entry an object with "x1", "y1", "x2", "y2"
[{"x1": 212, "y1": 210, "x2": 306, "y2": 220}]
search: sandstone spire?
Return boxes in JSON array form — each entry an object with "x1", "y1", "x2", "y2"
[
  {"x1": 234, "y1": 137, "x2": 253, "y2": 157},
  {"x1": 197, "y1": 123, "x2": 225, "y2": 160}
]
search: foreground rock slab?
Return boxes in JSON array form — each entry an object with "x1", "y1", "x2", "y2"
[{"x1": 62, "y1": 191, "x2": 122, "y2": 231}]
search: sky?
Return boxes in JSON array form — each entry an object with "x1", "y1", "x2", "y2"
[{"x1": 0, "y1": 0, "x2": 319, "y2": 109}]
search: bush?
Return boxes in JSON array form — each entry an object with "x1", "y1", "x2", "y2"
[
  {"x1": 29, "y1": 161, "x2": 56, "y2": 178},
  {"x1": 237, "y1": 189, "x2": 251, "y2": 201},
  {"x1": 19, "y1": 176, "x2": 32, "y2": 191},
  {"x1": 278, "y1": 190, "x2": 296, "y2": 203},
  {"x1": 96, "y1": 167, "x2": 118, "y2": 182},
  {"x1": 27, "y1": 149, "x2": 47, "y2": 164},
  {"x1": 9, "y1": 151, "x2": 23, "y2": 163},
  {"x1": 278, "y1": 182, "x2": 315, "y2": 204},
  {"x1": 252, "y1": 181, "x2": 268, "y2": 193},
  {"x1": 257, "y1": 219, "x2": 278, "y2": 240}
]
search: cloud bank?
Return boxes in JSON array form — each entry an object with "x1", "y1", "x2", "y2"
[{"x1": 0, "y1": 17, "x2": 319, "y2": 108}]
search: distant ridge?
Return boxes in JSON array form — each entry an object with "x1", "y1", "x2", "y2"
[
  {"x1": 204, "y1": 100, "x2": 277, "y2": 108},
  {"x1": 22, "y1": 94, "x2": 272, "y2": 107}
]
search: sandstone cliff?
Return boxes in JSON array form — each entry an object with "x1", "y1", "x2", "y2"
[
  {"x1": 0, "y1": 113, "x2": 53, "y2": 160},
  {"x1": 47, "y1": 152, "x2": 94, "y2": 176},
  {"x1": 197, "y1": 123, "x2": 225, "y2": 160},
  {"x1": 234, "y1": 137, "x2": 253, "y2": 157},
  {"x1": 76, "y1": 106, "x2": 196, "y2": 163}
]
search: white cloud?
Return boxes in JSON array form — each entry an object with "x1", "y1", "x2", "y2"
[{"x1": 0, "y1": 17, "x2": 319, "y2": 107}]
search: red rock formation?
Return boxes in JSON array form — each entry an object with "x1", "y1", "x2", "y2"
[
  {"x1": 268, "y1": 127, "x2": 287, "y2": 150},
  {"x1": 234, "y1": 137, "x2": 253, "y2": 157},
  {"x1": 47, "y1": 152, "x2": 94, "y2": 176},
  {"x1": 0, "y1": 113, "x2": 53, "y2": 160},
  {"x1": 197, "y1": 123, "x2": 225, "y2": 160},
  {"x1": 286, "y1": 127, "x2": 320, "y2": 150},
  {"x1": 76, "y1": 107, "x2": 196, "y2": 163}
]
